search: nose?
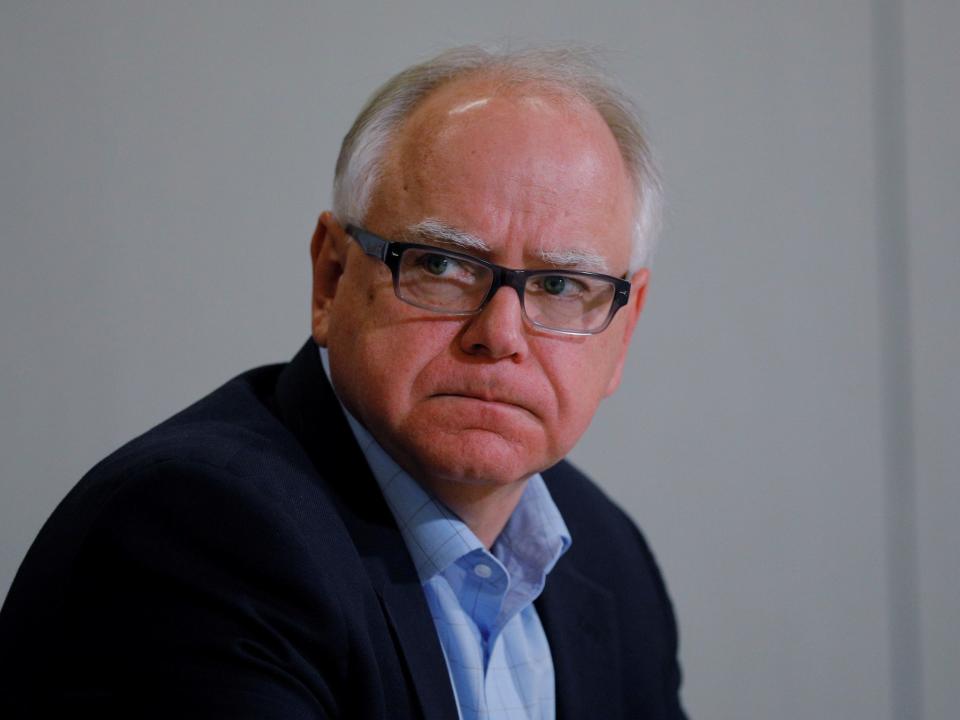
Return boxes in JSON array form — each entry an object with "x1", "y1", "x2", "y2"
[{"x1": 459, "y1": 286, "x2": 528, "y2": 361}]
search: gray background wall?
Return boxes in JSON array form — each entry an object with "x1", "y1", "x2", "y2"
[{"x1": 1, "y1": 2, "x2": 956, "y2": 718}]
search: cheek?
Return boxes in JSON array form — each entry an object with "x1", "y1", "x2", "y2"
[
  {"x1": 326, "y1": 282, "x2": 396, "y2": 409},
  {"x1": 539, "y1": 339, "x2": 623, "y2": 442},
  {"x1": 328, "y1": 292, "x2": 458, "y2": 423}
]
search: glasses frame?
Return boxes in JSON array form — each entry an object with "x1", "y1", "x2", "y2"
[{"x1": 345, "y1": 224, "x2": 632, "y2": 336}]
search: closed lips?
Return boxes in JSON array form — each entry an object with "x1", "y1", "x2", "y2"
[{"x1": 432, "y1": 390, "x2": 538, "y2": 418}]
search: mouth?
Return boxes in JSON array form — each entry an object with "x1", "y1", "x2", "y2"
[{"x1": 432, "y1": 392, "x2": 537, "y2": 419}]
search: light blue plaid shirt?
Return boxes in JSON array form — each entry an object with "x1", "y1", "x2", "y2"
[{"x1": 320, "y1": 349, "x2": 571, "y2": 719}]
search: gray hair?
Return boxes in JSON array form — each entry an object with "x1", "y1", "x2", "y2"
[{"x1": 332, "y1": 46, "x2": 663, "y2": 270}]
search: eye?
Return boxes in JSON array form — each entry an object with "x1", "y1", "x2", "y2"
[
  {"x1": 542, "y1": 276, "x2": 568, "y2": 295},
  {"x1": 529, "y1": 274, "x2": 593, "y2": 300},
  {"x1": 423, "y1": 254, "x2": 450, "y2": 275}
]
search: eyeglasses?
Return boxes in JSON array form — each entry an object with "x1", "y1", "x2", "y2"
[{"x1": 345, "y1": 225, "x2": 631, "y2": 336}]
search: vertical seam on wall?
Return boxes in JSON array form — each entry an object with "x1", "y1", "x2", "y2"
[{"x1": 872, "y1": 1, "x2": 923, "y2": 718}]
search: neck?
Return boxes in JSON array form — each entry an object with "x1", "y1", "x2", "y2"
[{"x1": 424, "y1": 478, "x2": 529, "y2": 548}]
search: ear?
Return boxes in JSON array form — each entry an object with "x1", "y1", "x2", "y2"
[
  {"x1": 310, "y1": 211, "x2": 349, "y2": 346},
  {"x1": 604, "y1": 267, "x2": 650, "y2": 397}
]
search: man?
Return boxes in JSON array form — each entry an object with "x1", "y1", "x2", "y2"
[{"x1": 0, "y1": 47, "x2": 685, "y2": 718}]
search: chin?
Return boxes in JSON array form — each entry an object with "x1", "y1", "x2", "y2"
[{"x1": 404, "y1": 426, "x2": 549, "y2": 488}]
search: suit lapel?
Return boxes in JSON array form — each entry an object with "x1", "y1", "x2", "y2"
[
  {"x1": 378, "y1": 581, "x2": 461, "y2": 720},
  {"x1": 336, "y1": 488, "x2": 460, "y2": 720},
  {"x1": 274, "y1": 340, "x2": 459, "y2": 720},
  {"x1": 345, "y1": 511, "x2": 461, "y2": 720},
  {"x1": 537, "y1": 562, "x2": 623, "y2": 720}
]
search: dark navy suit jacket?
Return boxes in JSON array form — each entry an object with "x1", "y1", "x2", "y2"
[{"x1": 0, "y1": 340, "x2": 685, "y2": 719}]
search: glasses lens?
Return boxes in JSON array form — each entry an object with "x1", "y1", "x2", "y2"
[
  {"x1": 524, "y1": 273, "x2": 617, "y2": 333},
  {"x1": 397, "y1": 247, "x2": 493, "y2": 312}
]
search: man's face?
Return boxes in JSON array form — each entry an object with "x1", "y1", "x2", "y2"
[{"x1": 312, "y1": 78, "x2": 647, "y2": 493}]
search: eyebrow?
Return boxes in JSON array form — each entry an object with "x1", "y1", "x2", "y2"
[
  {"x1": 404, "y1": 219, "x2": 491, "y2": 253},
  {"x1": 403, "y1": 218, "x2": 612, "y2": 273},
  {"x1": 536, "y1": 247, "x2": 610, "y2": 274}
]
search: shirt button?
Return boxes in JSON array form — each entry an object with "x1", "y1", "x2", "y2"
[{"x1": 473, "y1": 563, "x2": 493, "y2": 579}]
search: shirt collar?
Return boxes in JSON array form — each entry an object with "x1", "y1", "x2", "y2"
[{"x1": 318, "y1": 345, "x2": 571, "y2": 584}]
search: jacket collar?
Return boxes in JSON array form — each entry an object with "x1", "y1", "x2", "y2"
[
  {"x1": 535, "y1": 557, "x2": 622, "y2": 720},
  {"x1": 273, "y1": 339, "x2": 459, "y2": 720}
]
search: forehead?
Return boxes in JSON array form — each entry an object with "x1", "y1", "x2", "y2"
[{"x1": 365, "y1": 77, "x2": 636, "y2": 268}]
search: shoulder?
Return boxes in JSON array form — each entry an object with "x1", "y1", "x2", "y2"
[
  {"x1": 5, "y1": 343, "x2": 390, "y2": 625},
  {"x1": 542, "y1": 458, "x2": 652, "y2": 561},
  {"x1": 542, "y1": 458, "x2": 678, "y2": 632},
  {"x1": 68, "y1": 362, "x2": 357, "y2": 569},
  {"x1": 0, "y1": 363, "x2": 373, "y2": 714},
  {"x1": 88, "y1": 362, "x2": 300, "y2": 482},
  {"x1": 542, "y1": 459, "x2": 686, "y2": 717},
  {"x1": 5, "y1": 361, "x2": 365, "y2": 639}
]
